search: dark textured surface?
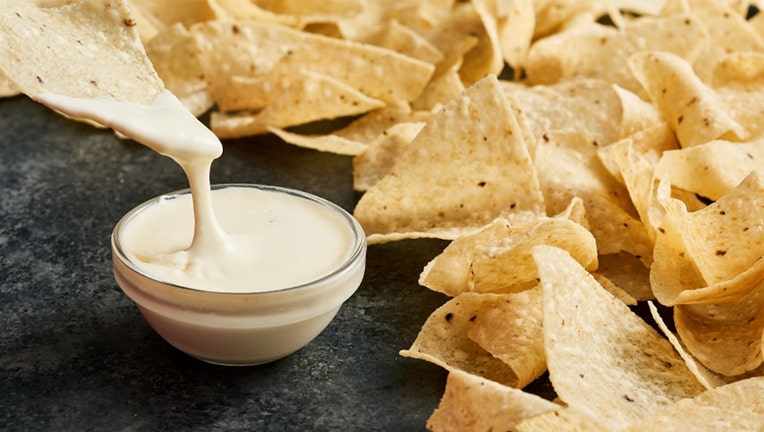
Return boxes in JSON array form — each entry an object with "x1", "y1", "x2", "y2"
[{"x1": 0, "y1": 96, "x2": 452, "y2": 431}]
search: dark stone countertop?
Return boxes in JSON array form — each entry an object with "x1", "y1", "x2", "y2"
[{"x1": 0, "y1": 95, "x2": 453, "y2": 431}]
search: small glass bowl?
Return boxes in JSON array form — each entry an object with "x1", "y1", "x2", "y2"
[{"x1": 111, "y1": 184, "x2": 366, "y2": 365}]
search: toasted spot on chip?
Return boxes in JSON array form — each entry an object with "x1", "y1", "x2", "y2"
[{"x1": 534, "y1": 245, "x2": 705, "y2": 430}]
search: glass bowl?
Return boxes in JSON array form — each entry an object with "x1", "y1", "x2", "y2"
[{"x1": 111, "y1": 184, "x2": 366, "y2": 365}]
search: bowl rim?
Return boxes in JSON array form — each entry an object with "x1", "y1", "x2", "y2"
[{"x1": 111, "y1": 183, "x2": 367, "y2": 296}]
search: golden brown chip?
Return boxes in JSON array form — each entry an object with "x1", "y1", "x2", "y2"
[
  {"x1": 534, "y1": 245, "x2": 705, "y2": 430},
  {"x1": 0, "y1": 0, "x2": 163, "y2": 103}
]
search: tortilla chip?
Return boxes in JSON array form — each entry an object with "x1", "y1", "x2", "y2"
[
  {"x1": 674, "y1": 285, "x2": 764, "y2": 376},
  {"x1": 513, "y1": 407, "x2": 610, "y2": 432},
  {"x1": 595, "y1": 253, "x2": 653, "y2": 302},
  {"x1": 613, "y1": 84, "x2": 665, "y2": 140},
  {"x1": 712, "y1": 51, "x2": 764, "y2": 88},
  {"x1": 192, "y1": 20, "x2": 434, "y2": 109},
  {"x1": 352, "y1": 122, "x2": 425, "y2": 189},
  {"x1": 598, "y1": 122, "x2": 678, "y2": 185},
  {"x1": 0, "y1": 71, "x2": 19, "y2": 98},
  {"x1": 464, "y1": 0, "x2": 506, "y2": 85},
  {"x1": 648, "y1": 301, "x2": 742, "y2": 390},
  {"x1": 525, "y1": 13, "x2": 707, "y2": 94},
  {"x1": 400, "y1": 292, "x2": 537, "y2": 388},
  {"x1": 625, "y1": 377, "x2": 764, "y2": 431},
  {"x1": 145, "y1": 23, "x2": 213, "y2": 116},
  {"x1": 492, "y1": 0, "x2": 535, "y2": 72},
  {"x1": 628, "y1": 51, "x2": 747, "y2": 148},
  {"x1": 354, "y1": 75, "x2": 545, "y2": 242},
  {"x1": 426, "y1": 369, "x2": 558, "y2": 432},
  {"x1": 129, "y1": 0, "x2": 225, "y2": 30},
  {"x1": 411, "y1": 68, "x2": 465, "y2": 111},
  {"x1": 359, "y1": 19, "x2": 443, "y2": 64},
  {"x1": 0, "y1": 0, "x2": 163, "y2": 102},
  {"x1": 656, "y1": 139, "x2": 764, "y2": 201},
  {"x1": 419, "y1": 200, "x2": 595, "y2": 297},
  {"x1": 651, "y1": 171, "x2": 764, "y2": 305},
  {"x1": 534, "y1": 130, "x2": 653, "y2": 263},
  {"x1": 532, "y1": 0, "x2": 608, "y2": 39},
  {"x1": 503, "y1": 78, "x2": 625, "y2": 149},
  {"x1": 210, "y1": 70, "x2": 386, "y2": 138},
  {"x1": 667, "y1": 0, "x2": 764, "y2": 82},
  {"x1": 534, "y1": 245, "x2": 706, "y2": 430},
  {"x1": 268, "y1": 127, "x2": 368, "y2": 156},
  {"x1": 466, "y1": 290, "x2": 547, "y2": 389}
]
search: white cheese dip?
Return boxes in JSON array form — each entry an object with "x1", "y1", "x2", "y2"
[
  {"x1": 119, "y1": 185, "x2": 355, "y2": 292},
  {"x1": 36, "y1": 90, "x2": 354, "y2": 293}
]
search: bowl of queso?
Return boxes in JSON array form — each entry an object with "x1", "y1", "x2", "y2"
[{"x1": 111, "y1": 184, "x2": 367, "y2": 365}]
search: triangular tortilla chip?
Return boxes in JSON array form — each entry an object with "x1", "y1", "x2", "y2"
[
  {"x1": 625, "y1": 377, "x2": 764, "y2": 431},
  {"x1": 629, "y1": 51, "x2": 747, "y2": 147},
  {"x1": 426, "y1": 370, "x2": 558, "y2": 432},
  {"x1": 651, "y1": 171, "x2": 764, "y2": 305},
  {"x1": 354, "y1": 75, "x2": 545, "y2": 242},
  {"x1": 211, "y1": 70, "x2": 385, "y2": 138},
  {"x1": 400, "y1": 292, "x2": 534, "y2": 388},
  {"x1": 0, "y1": 0, "x2": 163, "y2": 102},
  {"x1": 534, "y1": 245, "x2": 706, "y2": 430}
]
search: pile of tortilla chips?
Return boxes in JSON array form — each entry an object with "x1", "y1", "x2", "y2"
[{"x1": 4, "y1": 0, "x2": 764, "y2": 430}]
